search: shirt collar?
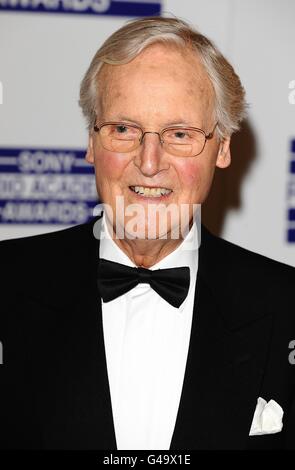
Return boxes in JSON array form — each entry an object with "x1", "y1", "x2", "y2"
[{"x1": 99, "y1": 213, "x2": 199, "y2": 310}]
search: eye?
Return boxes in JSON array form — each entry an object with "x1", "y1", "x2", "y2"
[
  {"x1": 115, "y1": 125, "x2": 128, "y2": 134},
  {"x1": 174, "y1": 131, "x2": 187, "y2": 139}
]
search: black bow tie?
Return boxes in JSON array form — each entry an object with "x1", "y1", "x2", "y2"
[{"x1": 97, "y1": 258, "x2": 190, "y2": 308}]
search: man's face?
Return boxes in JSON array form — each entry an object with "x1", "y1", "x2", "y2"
[{"x1": 86, "y1": 44, "x2": 231, "y2": 240}]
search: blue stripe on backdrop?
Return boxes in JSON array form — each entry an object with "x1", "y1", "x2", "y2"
[
  {"x1": 0, "y1": 200, "x2": 98, "y2": 224},
  {"x1": 0, "y1": 0, "x2": 161, "y2": 17},
  {"x1": 0, "y1": 148, "x2": 93, "y2": 174},
  {"x1": 287, "y1": 140, "x2": 295, "y2": 243}
]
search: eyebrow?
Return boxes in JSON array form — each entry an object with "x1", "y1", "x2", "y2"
[{"x1": 106, "y1": 115, "x2": 196, "y2": 128}]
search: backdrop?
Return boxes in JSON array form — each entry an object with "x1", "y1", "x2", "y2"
[{"x1": 0, "y1": 0, "x2": 294, "y2": 266}]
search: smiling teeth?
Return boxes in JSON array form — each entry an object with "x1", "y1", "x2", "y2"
[{"x1": 132, "y1": 186, "x2": 172, "y2": 197}]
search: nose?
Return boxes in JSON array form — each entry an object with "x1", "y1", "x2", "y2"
[{"x1": 134, "y1": 132, "x2": 169, "y2": 177}]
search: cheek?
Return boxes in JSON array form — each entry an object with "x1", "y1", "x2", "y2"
[
  {"x1": 176, "y1": 158, "x2": 216, "y2": 203},
  {"x1": 176, "y1": 160, "x2": 203, "y2": 189},
  {"x1": 94, "y1": 150, "x2": 126, "y2": 187}
]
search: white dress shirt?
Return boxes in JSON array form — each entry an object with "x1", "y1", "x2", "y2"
[{"x1": 99, "y1": 215, "x2": 199, "y2": 450}]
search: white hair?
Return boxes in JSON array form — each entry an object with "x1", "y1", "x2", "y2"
[{"x1": 79, "y1": 16, "x2": 247, "y2": 138}]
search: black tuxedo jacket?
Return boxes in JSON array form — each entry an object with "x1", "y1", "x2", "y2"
[{"x1": 0, "y1": 219, "x2": 295, "y2": 450}]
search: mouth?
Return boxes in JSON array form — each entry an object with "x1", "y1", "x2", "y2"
[{"x1": 129, "y1": 185, "x2": 173, "y2": 198}]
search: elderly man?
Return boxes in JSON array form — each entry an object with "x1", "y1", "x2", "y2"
[{"x1": 0, "y1": 17, "x2": 294, "y2": 451}]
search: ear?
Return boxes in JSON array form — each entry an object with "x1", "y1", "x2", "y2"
[
  {"x1": 85, "y1": 133, "x2": 95, "y2": 164},
  {"x1": 216, "y1": 136, "x2": 231, "y2": 169}
]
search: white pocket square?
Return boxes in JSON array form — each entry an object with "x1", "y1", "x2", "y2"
[{"x1": 249, "y1": 397, "x2": 284, "y2": 436}]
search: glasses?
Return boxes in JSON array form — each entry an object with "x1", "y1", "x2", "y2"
[{"x1": 93, "y1": 121, "x2": 218, "y2": 157}]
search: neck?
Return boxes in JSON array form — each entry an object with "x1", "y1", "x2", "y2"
[
  {"x1": 113, "y1": 236, "x2": 183, "y2": 268},
  {"x1": 103, "y1": 215, "x2": 195, "y2": 268}
]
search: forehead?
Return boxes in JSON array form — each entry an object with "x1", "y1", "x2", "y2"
[{"x1": 97, "y1": 43, "x2": 214, "y2": 122}]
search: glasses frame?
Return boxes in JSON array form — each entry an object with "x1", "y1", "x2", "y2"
[{"x1": 93, "y1": 121, "x2": 218, "y2": 157}]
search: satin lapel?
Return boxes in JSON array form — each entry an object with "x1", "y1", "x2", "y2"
[
  {"x1": 35, "y1": 226, "x2": 117, "y2": 450},
  {"x1": 170, "y1": 229, "x2": 273, "y2": 450}
]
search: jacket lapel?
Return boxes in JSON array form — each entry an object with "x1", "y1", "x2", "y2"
[
  {"x1": 34, "y1": 223, "x2": 117, "y2": 449},
  {"x1": 170, "y1": 227, "x2": 274, "y2": 450}
]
